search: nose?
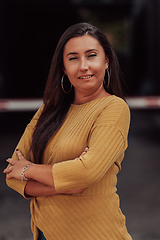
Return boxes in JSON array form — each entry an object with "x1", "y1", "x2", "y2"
[{"x1": 79, "y1": 57, "x2": 89, "y2": 71}]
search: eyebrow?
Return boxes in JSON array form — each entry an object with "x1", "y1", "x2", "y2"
[{"x1": 66, "y1": 49, "x2": 98, "y2": 57}]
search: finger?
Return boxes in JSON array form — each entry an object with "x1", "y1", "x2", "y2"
[
  {"x1": 16, "y1": 149, "x2": 24, "y2": 160},
  {"x1": 80, "y1": 147, "x2": 89, "y2": 156},
  {"x1": 6, "y1": 158, "x2": 17, "y2": 165},
  {"x1": 81, "y1": 152, "x2": 86, "y2": 156},
  {"x1": 3, "y1": 165, "x2": 14, "y2": 179},
  {"x1": 84, "y1": 147, "x2": 89, "y2": 151},
  {"x1": 3, "y1": 165, "x2": 12, "y2": 174},
  {"x1": 6, "y1": 172, "x2": 13, "y2": 179},
  {"x1": 3, "y1": 168, "x2": 9, "y2": 174}
]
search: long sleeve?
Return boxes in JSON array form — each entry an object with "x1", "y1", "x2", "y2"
[
  {"x1": 52, "y1": 98, "x2": 130, "y2": 192},
  {"x1": 6, "y1": 105, "x2": 43, "y2": 197}
]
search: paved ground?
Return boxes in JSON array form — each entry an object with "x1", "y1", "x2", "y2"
[{"x1": 0, "y1": 109, "x2": 160, "y2": 240}]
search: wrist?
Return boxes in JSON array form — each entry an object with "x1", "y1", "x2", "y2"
[
  {"x1": 24, "y1": 163, "x2": 37, "y2": 179},
  {"x1": 23, "y1": 164, "x2": 54, "y2": 187},
  {"x1": 21, "y1": 163, "x2": 35, "y2": 182}
]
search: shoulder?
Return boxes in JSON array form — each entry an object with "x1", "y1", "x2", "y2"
[
  {"x1": 104, "y1": 95, "x2": 129, "y2": 110},
  {"x1": 98, "y1": 95, "x2": 130, "y2": 122},
  {"x1": 94, "y1": 96, "x2": 130, "y2": 136}
]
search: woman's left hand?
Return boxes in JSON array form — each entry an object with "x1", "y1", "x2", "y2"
[{"x1": 3, "y1": 150, "x2": 32, "y2": 181}]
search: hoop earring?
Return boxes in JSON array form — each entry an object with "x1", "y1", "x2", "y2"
[
  {"x1": 103, "y1": 67, "x2": 110, "y2": 89},
  {"x1": 106, "y1": 67, "x2": 110, "y2": 88},
  {"x1": 61, "y1": 75, "x2": 72, "y2": 93}
]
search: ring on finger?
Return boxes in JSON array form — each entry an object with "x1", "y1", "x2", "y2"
[{"x1": 9, "y1": 166, "x2": 12, "y2": 172}]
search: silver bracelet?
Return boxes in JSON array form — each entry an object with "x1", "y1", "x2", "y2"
[{"x1": 21, "y1": 163, "x2": 35, "y2": 182}]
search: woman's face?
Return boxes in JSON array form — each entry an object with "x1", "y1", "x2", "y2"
[{"x1": 63, "y1": 35, "x2": 109, "y2": 97}]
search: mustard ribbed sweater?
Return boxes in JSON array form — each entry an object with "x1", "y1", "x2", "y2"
[{"x1": 7, "y1": 95, "x2": 132, "y2": 240}]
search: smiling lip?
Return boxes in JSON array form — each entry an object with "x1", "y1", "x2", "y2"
[{"x1": 78, "y1": 74, "x2": 94, "y2": 79}]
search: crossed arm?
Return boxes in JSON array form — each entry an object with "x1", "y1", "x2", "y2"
[{"x1": 3, "y1": 149, "x2": 87, "y2": 197}]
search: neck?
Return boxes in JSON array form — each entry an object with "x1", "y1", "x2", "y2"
[{"x1": 73, "y1": 87, "x2": 110, "y2": 105}]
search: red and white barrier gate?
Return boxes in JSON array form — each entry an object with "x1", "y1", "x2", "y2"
[
  {"x1": 0, "y1": 99, "x2": 43, "y2": 112},
  {"x1": 0, "y1": 97, "x2": 160, "y2": 112}
]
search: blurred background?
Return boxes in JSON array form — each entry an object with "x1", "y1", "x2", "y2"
[{"x1": 0, "y1": 0, "x2": 160, "y2": 239}]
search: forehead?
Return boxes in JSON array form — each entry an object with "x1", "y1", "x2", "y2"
[{"x1": 63, "y1": 35, "x2": 103, "y2": 54}]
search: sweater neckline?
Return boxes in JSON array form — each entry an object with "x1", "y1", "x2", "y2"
[{"x1": 71, "y1": 95, "x2": 115, "y2": 107}]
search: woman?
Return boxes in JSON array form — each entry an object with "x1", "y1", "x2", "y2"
[{"x1": 4, "y1": 23, "x2": 132, "y2": 239}]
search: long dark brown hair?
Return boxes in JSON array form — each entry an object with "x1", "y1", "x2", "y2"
[{"x1": 31, "y1": 22, "x2": 123, "y2": 164}]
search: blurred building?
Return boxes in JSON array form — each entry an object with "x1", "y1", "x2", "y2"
[{"x1": 0, "y1": 0, "x2": 159, "y2": 98}]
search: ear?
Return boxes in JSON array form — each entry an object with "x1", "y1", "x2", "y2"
[
  {"x1": 105, "y1": 57, "x2": 109, "y2": 70},
  {"x1": 63, "y1": 66, "x2": 67, "y2": 76}
]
